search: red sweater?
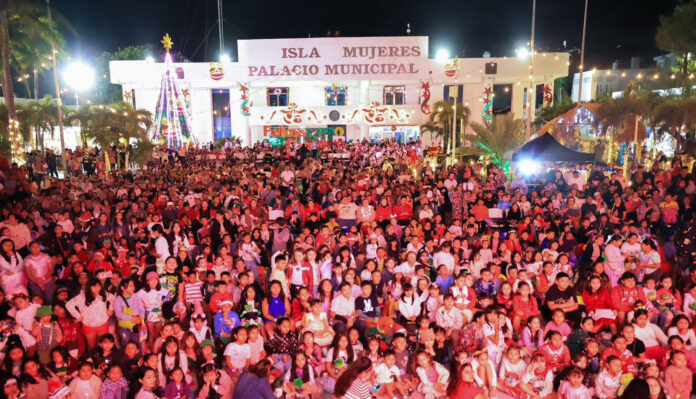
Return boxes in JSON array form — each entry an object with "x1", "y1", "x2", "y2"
[
  {"x1": 375, "y1": 206, "x2": 393, "y2": 222},
  {"x1": 392, "y1": 204, "x2": 413, "y2": 221},
  {"x1": 512, "y1": 295, "x2": 539, "y2": 317},
  {"x1": 540, "y1": 343, "x2": 570, "y2": 370},
  {"x1": 583, "y1": 288, "x2": 613, "y2": 313},
  {"x1": 611, "y1": 286, "x2": 646, "y2": 313}
]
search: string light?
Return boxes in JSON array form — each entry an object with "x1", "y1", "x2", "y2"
[
  {"x1": 670, "y1": 74, "x2": 676, "y2": 79},
  {"x1": 621, "y1": 72, "x2": 627, "y2": 77},
  {"x1": 636, "y1": 73, "x2": 642, "y2": 79},
  {"x1": 652, "y1": 73, "x2": 659, "y2": 80}
]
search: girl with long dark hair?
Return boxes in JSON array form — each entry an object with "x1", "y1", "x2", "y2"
[
  {"x1": 65, "y1": 277, "x2": 111, "y2": 349},
  {"x1": 333, "y1": 357, "x2": 372, "y2": 398},
  {"x1": 446, "y1": 362, "x2": 485, "y2": 399},
  {"x1": 0, "y1": 238, "x2": 25, "y2": 296},
  {"x1": 157, "y1": 336, "x2": 189, "y2": 387},
  {"x1": 20, "y1": 358, "x2": 54, "y2": 399},
  {"x1": 130, "y1": 367, "x2": 160, "y2": 399},
  {"x1": 323, "y1": 333, "x2": 356, "y2": 393},
  {"x1": 282, "y1": 351, "x2": 319, "y2": 398}
]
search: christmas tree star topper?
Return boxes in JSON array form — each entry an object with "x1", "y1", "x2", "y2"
[{"x1": 161, "y1": 34, "x2": 173, "y2": 53}]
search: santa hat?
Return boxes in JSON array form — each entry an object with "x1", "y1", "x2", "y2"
[{"x1": 78, "y1": 213, "x2": 92, "y2": 223}]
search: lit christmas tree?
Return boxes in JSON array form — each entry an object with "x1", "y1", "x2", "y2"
[{"x1": 151, "y1": 34, "x2": 195, "y2": 148}]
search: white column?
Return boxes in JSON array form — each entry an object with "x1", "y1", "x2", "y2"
[{"x1": 359, "y1": 81, "x2": 370, "y2": 139}]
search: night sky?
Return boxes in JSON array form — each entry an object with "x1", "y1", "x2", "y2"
[{"x1": 54, "y1": 0, "x2": 678, "y2": 69}]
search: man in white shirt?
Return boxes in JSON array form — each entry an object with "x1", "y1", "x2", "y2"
[
  {"x1": 565, "y1": 169, "x2": 587, "y2": 191},
  {"x1": 330, "y1": 282, "x2": 365, "y2": 335},
  {"x1": 395, "y1": 252, "x2": 418, "y2": 277},
  {"x1": 433, "y1": 244, "x2": 455, "y2": 274},
  {"x1": 436, "y1": 294, "x2": 464, "y2": 344},
  {"x1": 152, "y1": 225, "x2": 171, "y2": 259},
  {"x1": 0, "y1": 214, "x2": 32, "y2": 255},
  {"x1": 280, "y1": 166, "x2": 295, "y2": 194},
  {"x1": 444, "y1": 173, "x2": 458, "y2": 192}
]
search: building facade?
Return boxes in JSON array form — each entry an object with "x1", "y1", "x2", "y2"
[{"x1": 110, "y1": 36, "x2": 569, "y2": 146}]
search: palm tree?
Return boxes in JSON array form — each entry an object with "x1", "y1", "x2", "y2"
[
  {"x1": 68, "y1": 103, "x2": 153, "y2": 173},
  {"x1": 462, "y1": 113, "x2": 526, "y2": 173},
  {"x1": 419, "y1": 121, "x2": 443, "y2": 147},
  {"x1": 19, "y1": 95, "x2": 58, "y2": 151},
  {"x1": 652, "y1": 97, "x2": 696, "y2": 153},
  {"x1": 110, "y1": 102, "x2": 153, "y2": 169},
  {"x1": 533, "y1": 94, "x2": 576, "y2": 127},
  {"x1": 421, "y1": 100, "x2": 471, "y2": 157},
  {"x1": 15, "y1": 15, "x2": 66, "y2": 99},
  {"x1": 131, "y1": 139, "x2": 155, "y2": 168},
  {"x1": 594, "y1": 84, "x2": 650, "y2": 174},
  {"x1": 0, "y1": 1, "x2": 61, "y2": 132},
  {"x1": 65, "y1": 104, "x2": 96, "y2": 149}
]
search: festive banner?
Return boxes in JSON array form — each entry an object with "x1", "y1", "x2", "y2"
[
  {"x1": 542, "y1": 83, "x2": 553, "y2": 107},
  {"x1": 482, "y1": 84, "x2": 493, "y2": 121},
  {"x1": 419, "y1": 81, "x2": 431, "y2": 115},
  {"x1": 240, "y1": 84, "x2": 250, "y2": 116}
]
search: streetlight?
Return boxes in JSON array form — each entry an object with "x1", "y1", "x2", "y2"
[
  {"x1": 63, "y1": 61, "x2": 95, "y2": 106},
  {"x1": 220, "y1": 53, "x2": 231, "y2": 63},
  {"x1": 145, "y1": 56, "x2": 155, "y2": 63},
  {"x1": 516, "y1": 47, "x2": 530, "y2": 59},
  {"x1": 435, "y1": 49, "x2": 450, "y2": 62}
]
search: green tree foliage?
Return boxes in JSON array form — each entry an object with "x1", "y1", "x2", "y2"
[
  {"x1": 651, "y1": 97, "x2": 696, "y2": 150},
  {"x1": 420, "y1": 100, "x2": 471, "y2": 151},
  {"x1": 0, "y1": 0, "x2": 65, "y2": 152},
  {"x1": 656, "y1": 2, "x2": 696, "y2": 97},
  {"x1": 94, "y1": 44, "x2": 154, "y2": 104},
  {"x1": 533, "y1": 94, "x2": 576, "y2": 127},
  {"x1": 462, "y1": 113, "x2": 525, "y2": 173},
  {"x1": 18, "y1": 95, "x2": 58, "y2": 150}
]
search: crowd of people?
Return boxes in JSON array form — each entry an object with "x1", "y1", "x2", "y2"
[{"x1": 0, "y1": 138, "x2": 695, "y2": 399}]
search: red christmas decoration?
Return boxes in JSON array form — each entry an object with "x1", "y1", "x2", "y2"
[
  {"x1": 209, "y1": 62, "x2": 224, "y2": 80},
  {"x1": 419, "y1": 81, "x2": 431, "y2": 115}
]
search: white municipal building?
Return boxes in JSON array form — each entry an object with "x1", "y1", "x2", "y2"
[{"x1": 109, "y1": 36, "x2": 569, "y2": 146}]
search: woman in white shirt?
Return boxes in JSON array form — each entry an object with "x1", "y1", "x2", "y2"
[
  {"x1": 65, "y1": 278, "x2": 112, "y2": 349},
  {"x1": 0, "y1": 238, "x2": 26, "y2": 297},
  {"x1": 632, "y1": 309, "x2": 668, "y2": 361},
  {"x1": 397, "y1": 283, "x2": 423, "y2": 333}
]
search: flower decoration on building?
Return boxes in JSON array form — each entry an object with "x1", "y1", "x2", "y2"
[
  {"x1": 419, "y1": 81, "x2": 431, "y2": 115},
  {"x1": 240, "y1": 84, "x2": 250, "y2": 116},
  {"x1": 209, "y1": 62, "x2": 224, "y2": 80},
  {"x1": 542, "y1": 84, "x2": 553, "y2": 107},
  {"x1": 482, "y1": 84, "x2": 493, "y2": 121},
  {"x1": 267, "y1": 103, "x2": 321, "y2": 124},
  {"x1": 261, "y1": 102, "x2": 411, "y2": 125},
  {"x1": 353, "y1": 101, "x2": 388, "y2": 123},
  {"x1": 443, "y1": 58, "x2": 461, "y2": 78},
  {"x1": 349, "y1": 102, "x2": 411, "y2": 124}
]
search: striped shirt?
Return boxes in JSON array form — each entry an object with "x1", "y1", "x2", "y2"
[
  {"x1": 342, "y1": 378, "x2": 371, "y2": 399},
  {"x1": 184, "y1": 282, "x2": 204, "y2": 304}
]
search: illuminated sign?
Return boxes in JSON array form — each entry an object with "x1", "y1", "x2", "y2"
[{"x1": 263, "y1": 125, "x2": 346, "y2": 141}]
